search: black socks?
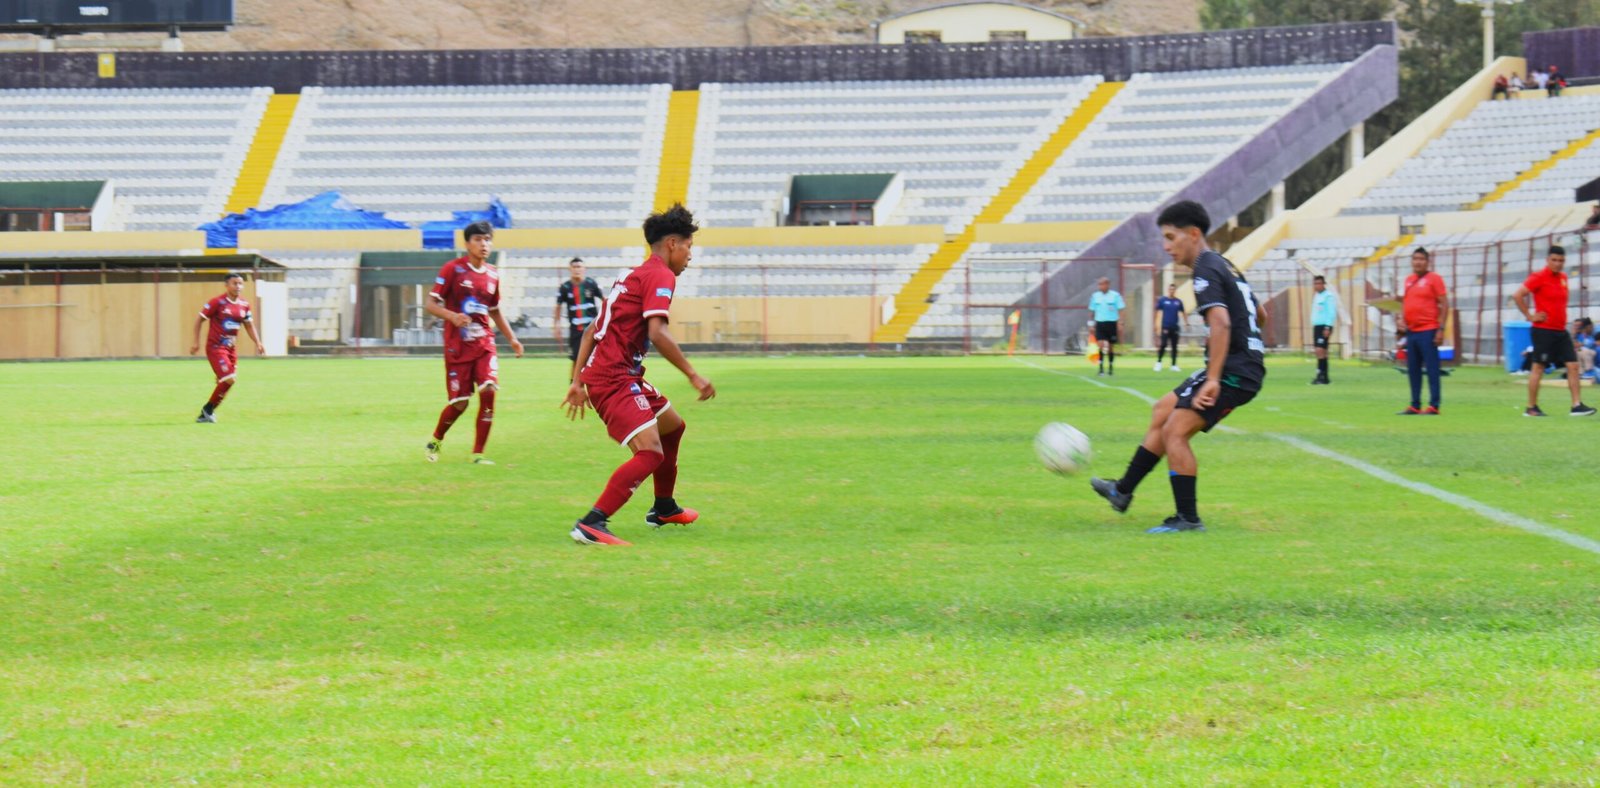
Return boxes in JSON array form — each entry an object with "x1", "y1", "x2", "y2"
[
  {"x1": 1171, "y1": 474, "x2": 1198, "y2": 520},
  {"x1": 1116, "y1": 446, "x2": 1161, "y2": 495}
]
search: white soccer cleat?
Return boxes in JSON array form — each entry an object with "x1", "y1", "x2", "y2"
[
  {"x1": 1153, "y1": 362, "x2": 1162, "y2": 371},
  {"x1": 1170, "y1": 365, "x2": 1181, "y2": 372}
]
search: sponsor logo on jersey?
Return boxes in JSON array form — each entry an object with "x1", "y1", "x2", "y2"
[
  {"x1": 655, "y1": 288, "x2": 673, "y2": 298},
  {"x1": 435, "y1": 277, "x2": 447, "y2": 285},
  {"x1": 223, "y1": 320, "x2": 241, "y2": 331},
  {"x1": 628, "y1": 383, "x2": 642, "y2": 393},
  {"x1": 487, "y1": 281, "x2": 496, "y2": 295},
  {"x1": 1194, "y1": 277, "x2": 1210, "y2": 293}
]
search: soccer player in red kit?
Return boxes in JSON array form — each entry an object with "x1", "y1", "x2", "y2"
[
  {"x1": 190, "y1": 272, "x2": 263, "y2": 423},
  {"x1": 562, "y1": 204, "x2": 715, "y2": 546},
  {"x1": 423, "y1": 221, "x2": 524, "y2": 464}
]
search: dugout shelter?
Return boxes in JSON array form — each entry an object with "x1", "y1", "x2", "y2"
[{"x1": 0, "y1": 254, "x2": 286, "y2": 359}]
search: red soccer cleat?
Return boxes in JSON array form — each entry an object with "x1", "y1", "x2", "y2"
[
  {"x1": 570, "y1": 521, "x2": 632, "y2": 546},
  {"x1": 645, "y1": 506, "x2": 699, "y2": 528}
]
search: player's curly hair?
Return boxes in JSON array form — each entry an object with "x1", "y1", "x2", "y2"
[
  {"x1": 644, "y1": 203, "x2": 699, "y2": 245},
  {"x1": 1156, "y1": 200, "x2": 1210, "y2": 235}
]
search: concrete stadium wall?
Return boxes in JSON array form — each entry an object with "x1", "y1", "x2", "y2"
[
  {"x1": 0, "y1": 277, "x2": 258, "y2": 360},
  {"x1": 0, "y1": 22, "x2": 1395, "y2": 91},
  {"x1": 1009, "y1": 43, "x2": 1400, "y2": 351},
  {"x1": 1223, "y1": 55, "x2": 1551, "y2": 275},
  {"x1": 1524, "y1": 27, "x2": 1600, "y2": 81}
]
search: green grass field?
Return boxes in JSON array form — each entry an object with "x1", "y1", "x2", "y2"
[{"x1": 3, "y1": 354, "x2": 1599, "y2": 783}]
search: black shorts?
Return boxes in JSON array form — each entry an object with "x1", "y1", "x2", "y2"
[
  {"x1": 567, "y1": 325, "x2": 587, "y2": 361},
  {"x1": 1173, "y1": 371, "x2": 1257, "y2": 433},
  {"x1": 1094, "y1": 321, "x2": 1119, "y2": 343},
  {"x1": 1313, "y1": 324, "x2": 1332, "y2": 349},
  {"x1": 1531, "y1": 327, "x2": 1577, "y2": 366}
]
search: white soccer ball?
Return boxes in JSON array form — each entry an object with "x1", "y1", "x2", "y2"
[{"x1": 1035, "y1": 422, "x2": 1093, "y2": 475}]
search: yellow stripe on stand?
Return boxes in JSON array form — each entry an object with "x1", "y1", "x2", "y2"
[
  {"x1": 1469, "y1": 127, "x2": 1600, "y2": 210},
  {"x1": 223, "y1": 94, "x2": 300, "y2": 216},
  {"x1": 653, "y1": 90, "x2": 701, "y2": 211},
  {"x1": 873, "y1": 81, "x2": 1126, "y2": 343}
]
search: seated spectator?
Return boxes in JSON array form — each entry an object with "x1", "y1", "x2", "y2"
[
  {"x1": 1576, "y1": 318, "x2": 1597, "y2": 381},
  {"x1": 1586, "y1": 202, "x2": 1600, "y2": 230},
  {"x1": 1492, "y1": 74, "x2": 1509, "y2": 99},
  {"x1": 1532, "y1": 69, "x2": 1550, "y2": 91},
  {"x1": 1548, "y1": 65, "x2": 1566, "y2": 97},
  {"x1": 1509, "y1": 73, "x2": 1523, "y2": 97}
]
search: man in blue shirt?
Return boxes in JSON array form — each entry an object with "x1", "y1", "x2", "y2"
[
  {"x1": 1088, "y1": 277, "x2": 1126, "y2": 376},
  {"x1": 1154, "y1": 283, "x2": 1185, "y2": 372},
  {"x1": 1310, "y1": 275, "x2": 1338, "y2": 384},
  {"x1": 1574, "y1": 317, "x2": 1596, "y2": 382}
]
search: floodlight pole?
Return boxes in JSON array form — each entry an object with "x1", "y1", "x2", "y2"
[{"x1": 1456, "y1": 0, "x2": 1523, "y2": 70}]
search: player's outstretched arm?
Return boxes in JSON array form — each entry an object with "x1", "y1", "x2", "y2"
[
  {"x1": 189, "y1": 314, "x2": 205, "y2": 355},
  {"x1": 490, "y1": 309, "x2": 523, "y2": 358},
  {"x1": 562, "y1": 322, "x2": 598, "y2": 420},
  {"x1": 647, "y1": 316, "x2": 714, "y2": 401}
]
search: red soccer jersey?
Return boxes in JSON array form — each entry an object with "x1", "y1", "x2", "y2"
[
  {"x1": 580, "y1": 254, "x2": 677, "y2": 384},
  {"x1": 430, "y1": 256, "x2": 501, "y2": 362},
  {"x1": 1522, "y1": 267, "x2": 1568, "y2": 330},
  {"x1": 199, "y1": 295, "x2": 252, "y2": 350},
  {"x1": 1402, "y1": 271, "x2": 1447, "y2": 332}
]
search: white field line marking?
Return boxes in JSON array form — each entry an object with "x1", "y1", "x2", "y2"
[{"x1": 1016, "y1": 358, "x2": 1600, "y2": 557}]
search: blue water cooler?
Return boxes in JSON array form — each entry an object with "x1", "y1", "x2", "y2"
[{"x1": 1503, "y1": 321, "x2": 1531, "y2": 372}]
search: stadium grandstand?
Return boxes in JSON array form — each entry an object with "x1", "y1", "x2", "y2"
[{"x1": 5, "y1": 20, "x2": 1593, "y2": 364}]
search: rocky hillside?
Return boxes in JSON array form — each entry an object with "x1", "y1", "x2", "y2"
[{"x1": 5, "y1": 0, "x2": 1201, "y2": 51}]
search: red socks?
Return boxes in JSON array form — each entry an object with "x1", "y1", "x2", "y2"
[
  {"x1": 473, "y1": 389, "x2": 495, "y2": 454},
  {"x1": 434, "y1": 402, "x2": 465, "y2": 440},
  {"x1": 207, "y1": 379, "x2": 234, "y2": 409},
  {"x1": 654, "y1": 423, "x2": 684, "y2": 499},
  {"x1": 595, "y1": 450, "x2": 664, "y2": 515}
]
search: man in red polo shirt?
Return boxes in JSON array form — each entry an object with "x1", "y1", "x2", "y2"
[
  {"x1": 1398, "y1": 248, "x2": 1448, "y2": 415},
  {"x1": 1512, "y1": 245, "x2": 1595, "y2": 417}
]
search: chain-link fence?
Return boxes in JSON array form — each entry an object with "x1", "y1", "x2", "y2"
[
  {"x1": 1249, "y1": 227, "x2": 1595, "y2": 366},
  {"x1": 285, "y1": 263, "x2": 921, "y2": 352},
  {"x1": 938, "y1": 257, "x2": 1154, "y2": 354}
]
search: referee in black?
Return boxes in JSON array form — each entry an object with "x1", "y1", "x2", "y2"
[{"x1": 554, "y1": 257, "x2": 603, "y2": 366}]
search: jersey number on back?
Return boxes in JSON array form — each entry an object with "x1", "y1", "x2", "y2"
[{"x1": 591, "y1": 285, "x2": 625, "y2": 342}]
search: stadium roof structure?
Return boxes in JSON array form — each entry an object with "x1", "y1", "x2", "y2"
[
  {"x1": 0, "y1": 21, "x2": 1395, "y2": 92},
  {"x1": 0, "y1": 254, "x2": 285, "y2": 277}
]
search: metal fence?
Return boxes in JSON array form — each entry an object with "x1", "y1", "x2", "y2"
[
  {"x1": 1246, "y1": 226, "x2": 1596, "y2": 365},
  {"x1": 945, "y1": 257, "x2": 1152, "y2": 354},
  {"x1": 288, "y1": 263, "x2": 920, "y2": 352}
]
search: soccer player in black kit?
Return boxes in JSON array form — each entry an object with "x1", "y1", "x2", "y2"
[
  {"x1": 554, "y1": 257, "x2": 604, "y2": 367},
  {"x1": 1089, "y1": 201, "x2": 1267, "y2": 533}
]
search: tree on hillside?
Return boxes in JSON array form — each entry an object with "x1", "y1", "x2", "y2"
[{"x1": 1200, "y1": 0, "x2": 1600, "y2": 224}]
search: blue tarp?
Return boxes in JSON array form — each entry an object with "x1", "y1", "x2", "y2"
[
  {"x1": 420, "y1": 197, "x2": 512, "y2": 250},
  {"x1": 199, "y1": 191, "x2": 410, "y2": 248}
]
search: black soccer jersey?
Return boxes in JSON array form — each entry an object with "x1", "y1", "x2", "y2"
[
  {"x1": 557, "y1": 277, "x2": 604, "y2": 329},
  {"x1": 1191, "y1": 250, "x2": 1266, "y2": 392}
]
